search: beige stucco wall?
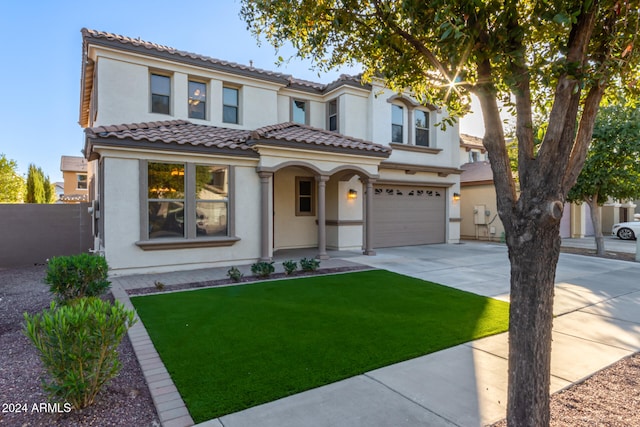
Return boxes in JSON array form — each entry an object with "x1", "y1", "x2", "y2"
[
  {"x1": 62, "y1": 171, "x2": 88, "y2": 197},
  {"x1": 273, "y1": 167, "x2": 318, "y2": 250},
  {"x1": 94, "y1": 54, "x2": 281, "y2": 129},
  {"x1": 328, "y1": 177, "x2": 364, "y2": 250},
  {"x1": 460, "y1": 184, "x2": 504, "y2": 241},
  {"x1": 99, "y1": 154, "x2": 261, "y2": 275}
]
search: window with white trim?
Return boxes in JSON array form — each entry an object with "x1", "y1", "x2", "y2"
[
  {"x1": 188, "y1": 80, "x2": 207, "y2": 120},
  {"x1": 150, "y1": 73, "x2": 171, "y2": 114},
  {"x1": 76, "y1": 173, "x2": 88, "y2": 190},
  {"x1": 292, "y1": 99, "x2": 308, "y2": 124},
  {"x1": 223, "y1": 87, "x2": 239, "y2": 124},
  {"x1": 328, "y1": 99, "x2": 338, "y2": 131},
  {"x1": 392, "y1": 105, "x2": 404, "y2": 143},
  {"x1": 415, "y1": 110, "x2": 430, "y2": 147}
]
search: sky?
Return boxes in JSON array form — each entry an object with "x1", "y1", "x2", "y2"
[{"x1": 0, "y1": 0, "x2": 484, "y2": 183}]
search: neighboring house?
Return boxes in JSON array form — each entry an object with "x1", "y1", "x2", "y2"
[
  {"x1": 59, "y1": 156, "x2": 89, "y2": 203},
  {"x1": 79, "y1": 29, "x2": 462, "y2": 275},
  {"x1": 459, "y1": 159, "x2": 596, "y2": 240},
  {"x1": 459, "y1": 134, "x2": 488, "y2": 164},
  {"x1": 459, "y1": 161, "x2": 504, "y2": 241},
  {"x1": 54, "y1": 182, "x2": 64, "y2": 203}
]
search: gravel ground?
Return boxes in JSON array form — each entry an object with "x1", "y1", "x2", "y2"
[
  {"x1": 0, "y1": 266, "x2": 159, "y2": 427},
  {"x1": 1, "y1": 254, "x2": 638, "y2": 427}
]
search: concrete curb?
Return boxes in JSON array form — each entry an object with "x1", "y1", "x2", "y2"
[{"x1": 111, "y1": 281, "x2": 195, "y2": 427}]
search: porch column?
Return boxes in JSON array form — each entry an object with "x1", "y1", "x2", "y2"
[
  {"x1": 258, "y1": 171, "x2": 273, "y2": 261},
  {"x1": 364, "y1": 179, "x2": 376, "y2": 255},
  {"x1": 316, "y1": 175, "x2": 330, "y2": 260}
]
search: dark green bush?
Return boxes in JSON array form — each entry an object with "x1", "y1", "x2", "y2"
[
  {"x1": 251, "y1": 261, "x2": 275, "y2": 278},
  {"x1": 44, "y1": 253, "x2": 110, "y2": 302},
  {"x1": 300, "y1": 257, "x2": 320, "y2": 272},
  {"x1": 23, "y1": 297, "x2": 136, "y2": 409},
  {"x1": 227, "y1": 266, "x2": 244, "y2": 282},
  {"x1": 282, "y1": 260, "x2": 298, "y2": 276}
]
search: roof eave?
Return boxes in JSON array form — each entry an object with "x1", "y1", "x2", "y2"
[
  {"x1": 85, "y1": 136, "x2": 260, "y2": 158},
  {"x1": 248, "y1": 138, "x2": 391, "y2": 159}
]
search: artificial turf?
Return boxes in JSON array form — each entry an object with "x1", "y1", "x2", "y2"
[{"x1": 131, "y1": 269, "x2": 509, "y2": 422}]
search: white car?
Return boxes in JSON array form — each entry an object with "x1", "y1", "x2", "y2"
[{"x1": 611, "y1": 221, "x2": 640, "y2": 240}]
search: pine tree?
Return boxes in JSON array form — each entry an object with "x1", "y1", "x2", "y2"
[{"x1": 26, "y1": 163, "x2": 45, "y2": 204}]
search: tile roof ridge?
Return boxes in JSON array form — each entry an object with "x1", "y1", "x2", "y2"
[
  {"x1": 82, "y1": 29, "x2": 367, "y2": 94},
  {"x1": 86, "y1": 120, "x2": 191, "y2": 136},
  {"x1": 253, "y1": 122, "x2": 391, "y2": 153},
  {"x1": 82, "y1": 28, "x2": 297, "y2": 84}
]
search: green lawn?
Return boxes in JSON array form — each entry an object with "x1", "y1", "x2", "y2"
[{"x1": 131, "y1": 270, "x2": 509, "y2": 422}]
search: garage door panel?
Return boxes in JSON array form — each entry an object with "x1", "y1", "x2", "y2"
[{"x1": 373, "y1": 185, "x2": 445, "y2": 248}]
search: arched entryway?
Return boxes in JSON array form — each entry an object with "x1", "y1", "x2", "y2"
[{"x1": 257, "y1": 162, "x2": 378, "y2": 261}]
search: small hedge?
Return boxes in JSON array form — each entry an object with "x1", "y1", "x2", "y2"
[
  {"x1": 44, "y1": 253, "x2": 110, "y2": 302},
  {"x1": 24, "y1": 297, "x2": 136, "y2": 409}
]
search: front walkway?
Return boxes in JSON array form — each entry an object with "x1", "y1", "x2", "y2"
[{"x1": 111, "y1": 241, "x2": 640, "y2": 427}]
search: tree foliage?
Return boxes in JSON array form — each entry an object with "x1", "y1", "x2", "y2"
[
  {"x1": 26, "y1": 163, "x2": 45, "y2": 203},
  {"x1": 0, "y1": 154, "x2": 25, "y2": 203},
  {"x1": 26, "y1": 163, "x2": 54, "y2": 204},
  {"x1": 568, "y1": 105, "x2": 640, "y2": 205},
  {"x1": 241, "y1": 1, "x2": 640, "y2": 425},
  {"x1": 567, "y1": 104, "x2": 640, "y2": 254}
]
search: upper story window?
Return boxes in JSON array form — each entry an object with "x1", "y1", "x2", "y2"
[
  {"x1": 77, "y1": 174, "x2": 88, "y2": 190},
  {"x1": 150, "y1": 74, "x2": 171, "y2": 114},
  {"x1": 469, "y1": 150, "x2": 483, "y2": 162},
  {"x1": 292, "y1": 99, "x2": 308, "y2": 124},
  {"x1": 328, "y1": 99, "x2": 338, "y2": 132},
  {"x1": 223, "y1": 87, "x2": 239, "y2": 124},
  {"x1": 391, "y1": 105, "x2": 404, "y2": 143},
  {"x1": 415, "y1": 110, "x2": 430, "y2": 147},
  {"x1": 188, "y1": 81, "x2": 207, "y2": 120}
]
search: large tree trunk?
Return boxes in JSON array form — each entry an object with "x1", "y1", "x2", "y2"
[{"x1": 505, "y1": 218, "x2": 560, "y2": 426}]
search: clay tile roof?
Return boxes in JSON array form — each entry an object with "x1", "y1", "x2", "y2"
[
  {"x1": 85, "y1": 120, "x2": 253, "y2": 152},
  {"x1": 81, "y1": 29, "x2": 368, "y2": 94},
  {"x1": 85, "y1": 120, "x2": 389, "y2": 158},
  {"x1": 82, "y1": 28, "x2": 296, "y2": 86},
  {"x1": 460, "y1": 161, "x2": 494, "y2": 183},
  {"x1": 460, "y1": 134, "x2": 486, "y2": 152},
  {"x1": 251, "y1": 122, "x2": 391, "y2": 156}
]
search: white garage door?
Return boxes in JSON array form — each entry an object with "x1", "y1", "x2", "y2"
[{"x1": 373, "y1": 185, "x2": 446, "y2": 248}]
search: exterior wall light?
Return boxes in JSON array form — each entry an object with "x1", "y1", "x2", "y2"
[
  {"x1": 453, "y1": 192, "x2": 461, "y2": 202},
  {"x1": 347, "y1": 189, "x2": 358, "y2": 200}
]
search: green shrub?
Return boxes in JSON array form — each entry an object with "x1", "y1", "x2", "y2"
[
  {"x1": 251, "y1": 261, "x2": 275, "y2": 278},
  {"x1": 300, "y1": 257, "x2": 320, "y2": 272},
  {"x1": 227, "y1": 266, "x2": 244, "y2": 282},
  {"x1": 282, "y1": 260, "x2": 298, "y2": 276},
  {"x1": 23, "y1": 297, "x2": 136, "y2": 409},
  {"x1": 44, "y1": 253, "x2": 110, "y2": 302}
]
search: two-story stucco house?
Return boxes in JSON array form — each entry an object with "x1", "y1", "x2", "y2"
[{"x1": 79, "y1": 29, "x2": 462, "y2": 275}]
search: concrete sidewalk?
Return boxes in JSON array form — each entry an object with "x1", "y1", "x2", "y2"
[
  {"x1": 561, "y1": 235, "x2": 638, "y2": 254},
  {"x1": 112, "y1": 241, "x2": 640, "y2": 427}
]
